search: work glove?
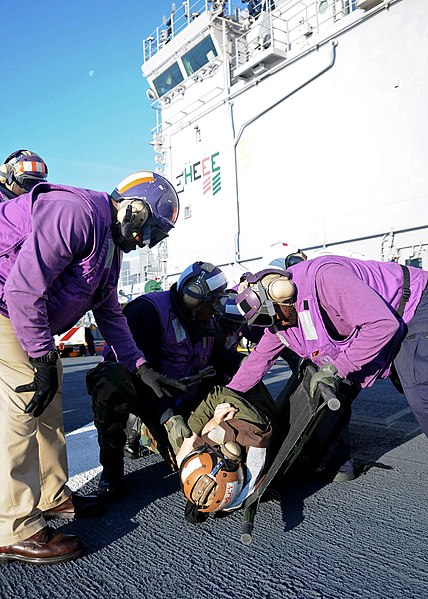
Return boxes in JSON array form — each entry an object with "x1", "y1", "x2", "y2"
[
  {"x1": 309, "y1": 363, "x2": 340, "y2": 399},
  {"x1": 164, "y1": 415, "x2": 192, "y2": 455},
  {"x1": 16, "y1": 352, "x2": 59, "y2": 417},
  {"x1": 137, "y1": 363, "x2": 187, "y2": 399}
]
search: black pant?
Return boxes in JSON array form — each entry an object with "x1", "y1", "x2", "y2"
[{"x1": 84, "y1": 327, "x2": 96, "y2": 356}]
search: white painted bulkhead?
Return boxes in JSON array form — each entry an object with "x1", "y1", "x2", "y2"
[{"x1": 142, "y1": 0, "x2": 428, "y2": 284}]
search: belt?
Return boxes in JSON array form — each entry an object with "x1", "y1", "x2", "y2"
[
  {"x1": 396, "y1": 264, "x2": 411, "y2": 318},
  {"x1": 406, "y1": 332, "x2": 428, "y2": 340}
]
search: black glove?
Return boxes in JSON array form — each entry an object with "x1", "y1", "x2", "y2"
[
  {"x1": 309, "y1": 363, "x2": 340, "y2": 398},
  {"x1": 137, "y1": 364, "x2": 187, "y2": 398},
  {"x1": 16, "y1": 351, "x2": 59, "y2": 417}
]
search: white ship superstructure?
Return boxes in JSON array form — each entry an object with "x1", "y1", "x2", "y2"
[{"x1": 141, "y1": 0, "x2": 428, "y2": 284}]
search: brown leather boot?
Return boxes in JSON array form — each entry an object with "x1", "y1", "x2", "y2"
[{"x1": 0, "y1": 526, "x2": 82, "y2": 565}]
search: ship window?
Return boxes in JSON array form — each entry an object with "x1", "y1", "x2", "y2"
[
  {"x1": 153, "y1": 62, "x2": 184, "y2": 97},
  {"x1": 182, "y1": 36, "x2": 218, "y2": 77},
  {"x1": 318, "y1": 0, "x2": 328, "y2": 13}
]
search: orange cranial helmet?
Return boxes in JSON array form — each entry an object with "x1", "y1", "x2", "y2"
[{"x1": 179, "y1": 443, "x2": 244, "y2": 513}]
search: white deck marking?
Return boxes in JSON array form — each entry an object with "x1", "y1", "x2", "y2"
[{"x1": 65, "y1": 421, "x2": 102, "y2": 491}]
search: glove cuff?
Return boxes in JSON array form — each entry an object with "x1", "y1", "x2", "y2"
[{"x1": 30, "y1": 350, "x2": 59, "y2": 366}]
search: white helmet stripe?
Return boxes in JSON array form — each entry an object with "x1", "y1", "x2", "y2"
[
  {"x1": 18, "y1": 160, "x2": 47, "y2": 174},
  {"x1": 116, "y1": 171, "x2": 155, "y2": 194},
  {"x1": 181, "y1": 456, "x2": 203, "y2": 482},
  {"x1": 177, "y1": 264, "x2": 195, "y2": 288},
  {"x1": 206, "y1": 271, "x2": 227, "y2": 292}
]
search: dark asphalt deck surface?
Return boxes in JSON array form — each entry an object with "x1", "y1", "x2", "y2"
[{"x1": 0, "y1": 357, "x2": 427, "y2": 599}]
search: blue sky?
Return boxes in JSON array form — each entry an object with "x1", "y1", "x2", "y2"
[{"x1": 1, "y1": 0, "x2": 177, "y2": 192}]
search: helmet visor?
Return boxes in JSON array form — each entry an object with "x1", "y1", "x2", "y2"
[
  {"x1": 236, "y1": 284, "x2": 276, "y2": 327},
  {"x1": 17, "y1": 174, "x2": 45, "y2": 192}
]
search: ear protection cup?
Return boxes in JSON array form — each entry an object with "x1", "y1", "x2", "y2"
[
  {"x1": 182, "y1": 282, "x2": 204, "y2": 307},
  {"x1": 179, "y1": 262, "x2": 227, "y2": 310},
  {"x1": 262, "y1": 274, "x2": 296, "y2": 304},
  {"x1": 116, "y1": 199, "x2": 149, "y2": 239},
  {"x1": 0, "y1": 163, "x2": 11, "y2": 184},
  {"x1": 221, "y1": 441, "x2": 242, "y2": 463}
]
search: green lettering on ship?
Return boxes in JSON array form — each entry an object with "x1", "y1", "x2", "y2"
[{"x1": 175, "y1": 151, "x2": 221, "y2": 197}]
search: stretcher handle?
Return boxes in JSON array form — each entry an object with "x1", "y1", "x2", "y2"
[
  {"x1": 318, "y1": 382, "x2": 341, "y2": 411},
  {"x1": 178, "y1": 366, "x2": 217, "y2": 388},
  {"x1": 241, "y1": 503, "x2": 257, "y2": 545}
]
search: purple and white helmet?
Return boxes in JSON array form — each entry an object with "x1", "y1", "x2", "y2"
[
  {"x1": 111, "y1": 171, "x2": 179, "y2": 248},
  {"x1": 178, "y1": 261, "x2": 229, "y2": 313}
]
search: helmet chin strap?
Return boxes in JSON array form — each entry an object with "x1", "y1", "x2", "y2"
[{"x1": 142, "y1": 222, "x2": 152, "y2": 247}]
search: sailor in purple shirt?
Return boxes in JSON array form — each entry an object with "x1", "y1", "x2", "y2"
[
  {"x1": 0, "y1": 170, "x2": 183, "y2": 565},
  {"x1": 230, "y1": 255, "x2": 428, "y2": 455},
  {"x1": 0, "y1": 148, "x2": 48, "y2": 201}
]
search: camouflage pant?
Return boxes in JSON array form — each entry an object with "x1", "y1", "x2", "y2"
[{"x1": 87, "y1": 362, "x2": 173, "y2": 470}]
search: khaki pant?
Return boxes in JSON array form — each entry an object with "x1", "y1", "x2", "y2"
[{"x1": 0, "y1": 315, "x2": 70, "y2": 545}]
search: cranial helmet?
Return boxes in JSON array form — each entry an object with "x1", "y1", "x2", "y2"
[
  {"x1": 177, "y1": 261, "x2": 229, "y2": 314},
  {"x1": 0, "y1": 149, "x2": 48, "y2": 196},
  {"x1": 236, "y1": 268, "x2": 296, "y2": 327},
  {"x1": 269, "y1": 250, "x2": 307, "y2": 270},
  {"x1": 264, "y1": 241, "x2": 307, "y2": 271},
  {"x1": 111, "y1": 171, "x2": 179, "y2": 249},
  {"x1": 180, "y1": 443, "x2": 244, "y2": 513}
]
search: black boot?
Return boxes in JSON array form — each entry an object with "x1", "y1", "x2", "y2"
[
  {"x1": 124, "y1": 414, "x2": 143, "y2": 459},
  {"x1": 98, "y1": 466, "x2": 124, "y2": 500},
  {"x1": 97, "y1": 431, "x2": 126, "y2": 499},
  {"x1": 124, "y1": 437, "x2": 140, "y2": 459}
]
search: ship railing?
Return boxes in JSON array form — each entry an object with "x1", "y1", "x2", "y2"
[
  {"x1": 143, "y1": 0, "x2": 241, "y2": 63},
  {"x1": 231, "y1": 0, "x2": 359, "y2": 72}
]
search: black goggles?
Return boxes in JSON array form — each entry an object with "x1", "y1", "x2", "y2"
[
  {"x1": 16, "y1": 175, "x2": 46, "y2": 192},
  {"x1": 139, "y1": 222, "x2": 169, "y2": 248},
  {"x1": 201, "y1": 293, "x2": 229, "y2": 314}
]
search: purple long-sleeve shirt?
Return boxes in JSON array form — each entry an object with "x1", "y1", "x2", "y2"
[
  {"x1": 0, "y1": 184, "x2": 145, "y2": 370},
  {"x1": 228, "y1": 261, "x2": 428, "y2": 392}
]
